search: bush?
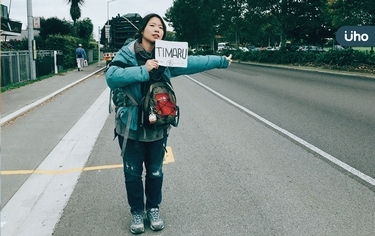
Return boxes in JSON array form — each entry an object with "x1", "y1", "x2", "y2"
[
  {"x1": 45, "y1": 35, "x2": 91, "y2": 69},
  {"x1": 316, "y1": 49, "x2": 375, "y2": 67},
  {"x1": 228, "y1": 48, "x2": 375, "y2": 73}
]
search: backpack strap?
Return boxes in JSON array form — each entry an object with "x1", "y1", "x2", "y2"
[
  {"x1": 106, "y1": 60, "x2": 133, "y2": 113},
  {"x1": 120, "y1": 104, "x2": 136, "y2": 158},
  {"x1": 105, "y1": 60, "x2": 138, "y2": 154},
  {"x1": 109, "y1": 91, "x2": 113, "y2": 113}
]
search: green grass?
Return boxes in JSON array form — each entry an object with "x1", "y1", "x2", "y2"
[{"x1": 353, "y1": 47, "x2": 374, "y2": 52}]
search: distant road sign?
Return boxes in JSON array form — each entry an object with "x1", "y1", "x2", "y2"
[
  {"x1": 1, "y1": 18, "x2": 22, "y2": 36},
  {"x1": 105, "y1": 25, "x2": 110, "y2": 39},
  {"x1": 34, "y1": 17, "x2": 40, "y2": 29}
]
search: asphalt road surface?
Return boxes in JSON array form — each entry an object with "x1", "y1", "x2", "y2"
[
  {"x1": 199, "y1": 63, "x2": 375, "y2": 183},
  {"x1": 2, "y1": 63, "x2": 375, "y2": 236}
]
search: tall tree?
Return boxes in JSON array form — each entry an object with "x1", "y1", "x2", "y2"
[
  {"x1": 165, "y1": 0, "x2": 223, "y2": 50},
  {"x1": 75, "y1": 17, "x2": 94, "y2": 41},
  {"x1": 165, "y1": 0, "x2": 206, "y2": 48},
  {"x1": 327, "y1": 0, "x2": 375, "y2": 52},
  {"x1": 327, "y1": 0, "x2": 375, "y2": 27},
  {"x1": 39, "y1": 17, "x2": 73, "y2": 40},
  {"x1": 219, "y1": 0, "x2": 248, "y2": 47},
  {"x1": 246, "y1": 0, "x2": 331, "y2": 48},
  {"x1": 285, "y1": 0, "x2": 331, "y2": 46},
  {"x1": 197, "y1": 0, "x2": 225, "y2": 50},
  {"x1": 66, "y1": 0, "x2": 85, "y2": 23}
]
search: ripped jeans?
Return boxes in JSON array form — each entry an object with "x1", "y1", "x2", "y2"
[{"x1": 118, "y1": 135, "x2": 165, "y2": 213}]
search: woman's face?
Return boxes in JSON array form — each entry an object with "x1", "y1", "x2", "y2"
[{"x1": 142, "y1": 17, "x2": 165, "y2": 45}]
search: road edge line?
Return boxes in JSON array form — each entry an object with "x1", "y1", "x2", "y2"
[{"x1": 185, "y1": 75, "x2": 375, "y2": 188}]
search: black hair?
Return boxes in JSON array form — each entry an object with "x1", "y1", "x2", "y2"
[{"x1": 134, "y1": 13, "x2": 167, "y2": 41}]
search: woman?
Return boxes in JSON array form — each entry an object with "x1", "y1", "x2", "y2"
[{"x1": 105, "y1": 13, "x2": 232, "y2": 234}]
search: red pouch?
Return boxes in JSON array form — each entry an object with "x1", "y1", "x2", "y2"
[{"x1": 155, "y1": 93, "x2": 175, "y2": 116}]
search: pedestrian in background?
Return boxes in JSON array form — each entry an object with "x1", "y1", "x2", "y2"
[
  {"x1": 105, "y1": 13, "x2": 232, "y2": 234},
  {"x1": 75, "y1": 44, "x2": 87, "y2": 71}
]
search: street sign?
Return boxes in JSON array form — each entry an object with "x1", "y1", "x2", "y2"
[
  {"x1": 1, "y1": 18, "x2": 22, "y2": 36},
  {"x1": 105, "y1": 25, "x2": 110, "y2": 39},
  {"x1": 33, "y1": 17, "x2": 40, "y2": 29}
]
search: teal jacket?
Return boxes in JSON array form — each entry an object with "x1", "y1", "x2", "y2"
[{"x1": 105, "y1": 40, "x2": 230, "y2": 141}]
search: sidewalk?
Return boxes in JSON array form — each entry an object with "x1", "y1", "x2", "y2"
[{"x1": 1, "y1": 62, "x2": 106, "y2": 125}]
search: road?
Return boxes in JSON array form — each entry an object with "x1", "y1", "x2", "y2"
[
  {"x1": 198, "y1": 63, "x2": 375, "y2": 185},
  {"x1": 1, "y1": 63, "x2": 375, "y2": 235}
]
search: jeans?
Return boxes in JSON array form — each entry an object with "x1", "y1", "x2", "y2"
[{"x1": 118, "y1": 135, "x2": 165, "y2": 213}]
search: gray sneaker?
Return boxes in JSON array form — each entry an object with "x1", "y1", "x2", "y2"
[
  {"x1": 146, "y1": 208, "x2": 164, "y2": 231},
  {"x1": 130, "y1": 212, "x2": 145, "y2": 234}
]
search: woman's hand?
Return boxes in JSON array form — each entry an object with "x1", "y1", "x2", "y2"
[
  {"x1": 145, "y1": 59, "x2": 159, "y2": 72},
  {"x1": 225, "y1": 54, "x2": 233, "y2": 66}
]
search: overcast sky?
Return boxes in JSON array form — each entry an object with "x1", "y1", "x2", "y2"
[{"x1": 5, "y1": 0, "x2": 174, "y2": 40}]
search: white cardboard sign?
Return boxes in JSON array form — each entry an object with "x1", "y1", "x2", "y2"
[{"x1": 155, "y1": 40, "x2": 188, "y2": 67}]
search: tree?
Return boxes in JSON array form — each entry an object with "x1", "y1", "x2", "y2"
[
  {"x1": 166, "y1": 0, "x2": 375, "y2": 50},
  {"x1": 327, "y1": 0, "x2": 375, "y2": 27},
  {"x1": 284, "y1": 0, "x2": 332, "y2": 46},
  {"x1": 245, "y1": 0, "x2": 288, "y2": 48},
  {"x1": 39, "y1": 17, "x2": 73, "y2": 40},
  {"x1": 66, "y1": 0, "x2": 85, "y2": 23},
  {"x1": 245, "y1": 0, "x2": 332, "y2": 49},
  {"x1": 218, "y1": 0, "x2": 248, "y2": 47},
  {"x1": 75, "y1": 18, "x2": 94, "y2": 41},
  {"x1": 165, "y1": 0, "x2": 204, "y2": 48},
  {"x1": 327, "y1": 0, "x2": 375, "y2": 52},
  {"x1": 165, "y1": 0, "x2": 223, "y2": 50}
]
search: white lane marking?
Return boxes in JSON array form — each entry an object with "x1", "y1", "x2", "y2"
[
  {"x1": 1, "y1": 87, "x2": 110, "y2": 236},
  {"x1": 185, "y1": 75, "x2": 375, "y2": 187},
  {"x1": 1, "y1": 67, "x2": 105, "y2": 126}
]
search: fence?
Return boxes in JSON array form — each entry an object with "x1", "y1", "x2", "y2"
[
  {"x1": 1, "y1": 49, "x2": 95, "y2": 87},
  {"x1": 1, "y1": 50, "x2": 61, "y2": 87}
]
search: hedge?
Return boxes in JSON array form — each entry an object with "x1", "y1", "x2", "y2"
[{"x1": 218, "y1": 48, "x2": 375, "y2": 74}]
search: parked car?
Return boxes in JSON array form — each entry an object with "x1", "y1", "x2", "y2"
[
  {"x1": 248, "y1": 46, "x2": 260, "y2": 51},
  {"x1": 332, "y1": 45, "x2": 345, "y2": 50},
  {"x1": 238, "y1": 46, "x2": 249, "y2": 52},
  {"x1": 266, "y1": 46, "x2": 279, "y2": 51},
  {"x1": 217, "y1": 42, "x2": 229, "y2": 51},
  {"x1": 192, "y1": 48, "x2": 203, "y2": 53},
  {"x1": 298, "y1": 45, "x2": 325, "y2": 52}
]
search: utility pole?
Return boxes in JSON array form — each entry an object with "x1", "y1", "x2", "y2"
[
  {"x1": 98, "y1": 26, "x2": 101, "y2": 66},
  {"x1": 106, "y1": 0, "x2": 116, "y2": 47},
  {"x1": 27, "y1": 0, "x2": 36, "y2": 80}
]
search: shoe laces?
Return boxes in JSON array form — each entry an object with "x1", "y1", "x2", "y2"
[
  {"x1": 148, "y1": 208, "x2": 161, "y2": 221},
  {"x1": 132, "y1": 213, "x2": 143, "y2": 224}
]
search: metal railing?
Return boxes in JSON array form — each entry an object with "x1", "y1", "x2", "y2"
[{"x1": 1, "y1": 50, "x2": 63, "y2": 87}]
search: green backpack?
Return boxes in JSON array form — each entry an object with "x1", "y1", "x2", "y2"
[
  {"x1": 108, "y1": 61, "x2": 180, "y2": 129},
  {"x1": 141, "y1": 70, "x2": 179, "y2": 128}
]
